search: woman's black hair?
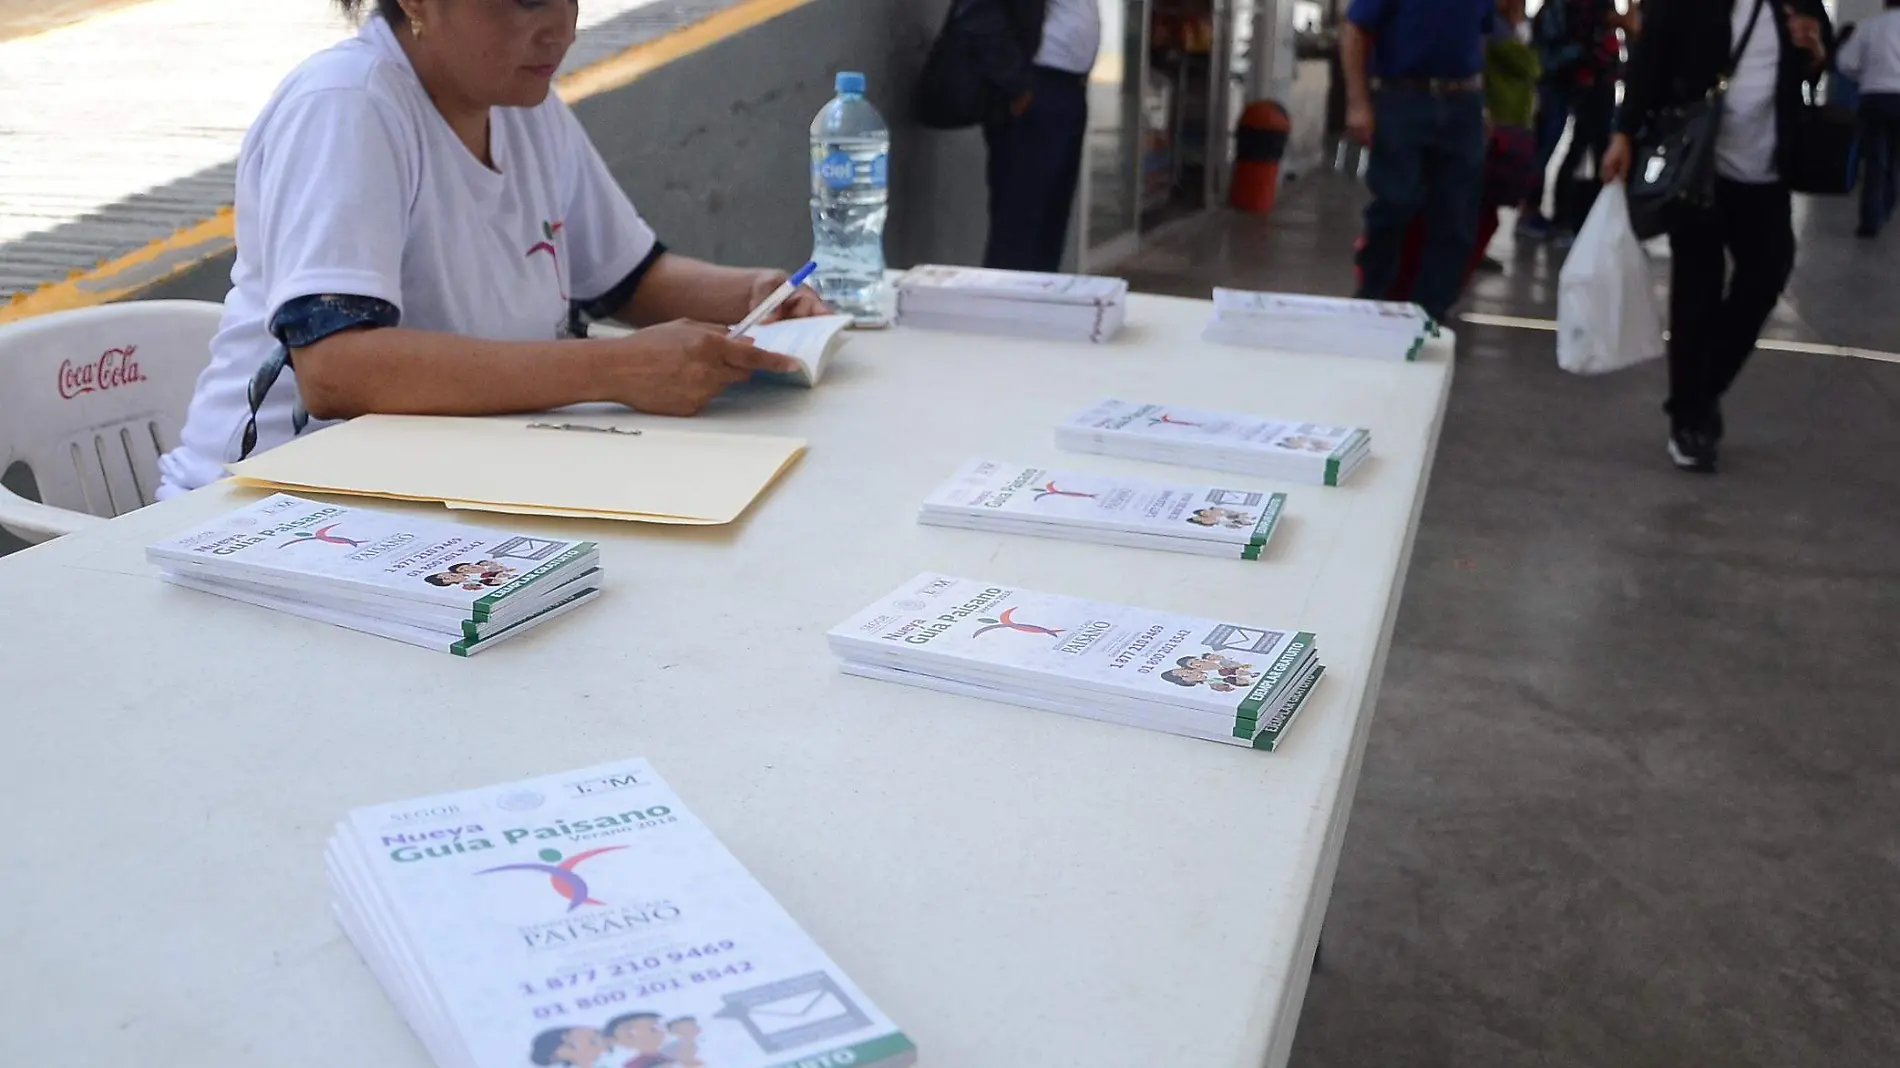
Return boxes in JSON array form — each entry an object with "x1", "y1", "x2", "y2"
[{"x1": 335, "y1": 0, "x2": 406, "y2": 24}]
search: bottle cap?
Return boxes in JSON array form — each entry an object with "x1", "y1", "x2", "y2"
[{"x1": 835, "y1": 71, "x2": 867, "y2": 95}]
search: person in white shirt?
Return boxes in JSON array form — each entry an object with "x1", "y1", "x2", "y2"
[
  {"x1": 1602, "y1": 0, "x2": 1831, "y2": 474},
  {"x1": 156, "y1": 0, "x2": 825, "y2": 499},
  {"x1": 1837, "y1": 1, "x2": 1900, "y2": 236},
  {"x1": 977, "y1": 0, "x2": 1102, "y2": 272}
]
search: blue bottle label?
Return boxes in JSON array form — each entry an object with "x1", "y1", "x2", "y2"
[
  {"x1": 815, "y1": 149, "x2": 889, "y2": 190},
  {"x1": 818, "y1": 150, "x2": 856, "y2": 190}
]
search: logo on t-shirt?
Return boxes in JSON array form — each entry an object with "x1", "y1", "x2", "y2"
[
  {"x1": 526, "y1": 219, "x2": 567, "y2": 300},
  {"x1": 57, "y1": 345, "x2": 147, "y2": 400}
]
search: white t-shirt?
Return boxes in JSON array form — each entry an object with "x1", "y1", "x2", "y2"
[
  {"x1": 1838, "y1": 10, "x2": 1900, "y2": 95},
  {"x1": 1717, "y1": 0, "x2": 1783, "y2": 184},
  {"x1": 1035, "y1": 0, "x2": 1103, "y2": 76},
  {"x1": 157, "y1": 15, "x2": 658, "y2": 497}
]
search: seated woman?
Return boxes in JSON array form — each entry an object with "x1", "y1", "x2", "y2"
[{"x1": 158, "y1": 0, "x2": 823, "y2": 498}]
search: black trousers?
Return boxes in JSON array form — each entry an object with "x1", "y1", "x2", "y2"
[
  {"x1": 1859, "y1": 92, "x2": 1900, "y2": 235},
  {"x1": 1665, "y1": 178, "x2": 1796, "y2": 430},
  {"x1": 1554, "y1": 80, "x2": 1616, "y2": 232},
  {"x1": 983, "y1": 67, "x2": 1088, "y2": 272}
]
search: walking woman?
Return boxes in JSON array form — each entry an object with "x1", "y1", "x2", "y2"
[{"x1": 1601, "y1": 0, "x2": 1831, "y2": 473}]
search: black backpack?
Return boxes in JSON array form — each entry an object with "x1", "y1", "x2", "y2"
[{"x1": 915, "y1": 1, "x2": 992, "y2": 130}]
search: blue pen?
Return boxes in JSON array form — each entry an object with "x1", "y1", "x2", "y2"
[{"x1": 728, "y1": 261, "x2": 819, "y2": 338}]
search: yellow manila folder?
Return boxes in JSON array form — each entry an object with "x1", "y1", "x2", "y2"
[{"x1": 225, "y1": 415, "x2": 806, "y2": 525}]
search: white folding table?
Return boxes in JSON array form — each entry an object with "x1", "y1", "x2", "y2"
[{"x1": 0, "y1": 293, "x2": 1452, "y2": 1067}]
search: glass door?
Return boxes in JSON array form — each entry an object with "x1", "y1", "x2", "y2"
[
  {"x1": 1213, "y1": 0, "x2": 1255, "y2": 203},
  {"x1": 1082, "y1": 0, "x2": 1145, "y2": 267},
  {"x1": 1142, "y1": 0, "x2": 1220, "y2": 229}
]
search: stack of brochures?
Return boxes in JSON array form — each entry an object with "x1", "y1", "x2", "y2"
[
  {"x1": 1055, "y1": 398, "x2": 1372, "y2": 486},
  {"x1": 327, "y1": 759, "x2": 917, "y2": 1068},
  {"x1": 894, "y1": 264, "x2": 1128, "y2": 342},
  {"x1": 919, "y1": 459, "x2": 1288, "y2": 560},
  {"x1": 830, "y1": 573, "x2": 1325, "y2": 750},
  {"x1": 147, "y1": 494, "x2": 602, "y2": 656},
  {"x1": 1203, "y1": 288, "x2": 1437, "y2": 362}
]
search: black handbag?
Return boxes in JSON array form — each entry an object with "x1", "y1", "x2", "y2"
[
  {"x1": 1786, "y1": 91, "x2": 1860, "y2": 195},
  {"x1": 914, "y1": 0, "x2": 989, "y2": 130},
  {"x1": 1627, "y1": 0, "x2": 1768, "y2": 239}
]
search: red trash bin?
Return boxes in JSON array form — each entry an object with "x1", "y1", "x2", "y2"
[{"x1": 1230, "y1": 101, "x2": 1290, "y2": 215}]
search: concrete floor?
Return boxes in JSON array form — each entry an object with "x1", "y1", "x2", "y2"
[{"x1": 1123, "y1": 175, "x2": 1900, "y2": 1067}]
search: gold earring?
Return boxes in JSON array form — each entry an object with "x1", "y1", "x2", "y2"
[{"x1": 411, "y1": 19, "x2": 425, "y2": 38}]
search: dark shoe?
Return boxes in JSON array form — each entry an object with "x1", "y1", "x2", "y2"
[
  {"x1": 1857, "y1": 224, "x2": 1880, "y2": 239},
  {"x1": 1707, "y1": 407, "x2": 1724, "y2": 444},
  {"x1": 1515, "y1": 214, "x2": 1554, "y2": 241},
  {"x1": 1668, "y1": 426, "x2": 1718, "y2": 474},
  {"x1": 1476, "y1": 255, "x2": 1506, "y2": 274}
]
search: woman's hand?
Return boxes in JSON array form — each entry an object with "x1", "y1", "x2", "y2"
[
  {"x1": 1601, "y1": 133, "x2": 1634, "y2": 184},
  {"x1": 621, "y1": 254, "x2": 831, "y2": 329},
  {"x1": 602, "y1": 320, "x2": 801, "y2": 416},
  {"x1": 1787, "y1": 13, "x2": 1826, "y2": 66},
  {"x1": 744, "y1": 269, "x2": 831, "y2": 324}
]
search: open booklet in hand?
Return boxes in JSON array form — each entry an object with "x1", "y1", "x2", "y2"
[
  {"x1": 745, "y1": 313, "x2": 853, "y2": 386},
  {"x1": 329, "y1": 759, "x2": 917, "y2": 1068},
  {"x1": 830, "y1": 573, "x2": 1326, "y2": 750},
  {"x1": 147, "y1": 494, "x2": 602, "y2": 655},
  {"x1": 588, "y1": 315, "x2": 852, "y2": 387},
  {"x1": 920, "y1": 459, "x2": 1288, "y2": 559}
]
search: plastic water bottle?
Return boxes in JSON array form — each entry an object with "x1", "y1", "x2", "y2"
[{"x1": 810, "y1": 71, "x2": 890, "y2": 326}]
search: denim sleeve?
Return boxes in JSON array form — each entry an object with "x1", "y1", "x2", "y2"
[
  {"x1": 269, "y1": 293, "x2": 402, "y2": 348},
  {"x1": 576, "y1": 240, "x2": 670, "y2": 323}
]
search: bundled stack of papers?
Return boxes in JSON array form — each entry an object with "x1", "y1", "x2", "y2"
[
  {"x1": 919, "y1": 458, "x2": 1288, "y2": 559},
  {"x1": 328, "y1": 759, "x2": 917, "y2": 1068},
  {"x1": 147, "y1": 494, "x2": 601, "y2": 655},
  {"x1": 895, "y1": 264, "x2": 1128, "y2": 342},
  {"x1": 830, "y1": 573, "x2": 1325, "y2": 750},
  {"x1": 1056, "y1": 398, "x2": 1371, "y2": 486},
  {"x1": 1203, "y1": 289, "x2": 1437, "y2": 361}
]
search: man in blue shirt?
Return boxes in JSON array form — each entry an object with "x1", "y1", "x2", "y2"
[{"x1": 1343, "y1": 0, "x2": 1497, "y2": 322}]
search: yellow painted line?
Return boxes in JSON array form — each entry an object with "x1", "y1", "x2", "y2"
[
  {"x1": 557, "y1": 0, "x2": 817, "y2": 103},
  {"x1": 2, "y1": 209, "x2": 235, "y2": 324},
  {"x1": 1460, "y1": 311, "x2": 1900, "y2": 365},
  {"x1": 1, "y1": 0, "x2": 816, "y2": 326}
]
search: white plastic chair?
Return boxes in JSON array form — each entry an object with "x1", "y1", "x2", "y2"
[{"x1": 0, "y1": 300, "x2": 221, "y2": 543}]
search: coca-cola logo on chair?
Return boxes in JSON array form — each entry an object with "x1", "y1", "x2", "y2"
[{"x1": 59, "y1": 345, "x2": 147, "y2": 400}]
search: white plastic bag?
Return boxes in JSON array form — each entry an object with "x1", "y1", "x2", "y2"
[{"x1": 1556, "y1": 184, "x2": 1666, "y2": 375}]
